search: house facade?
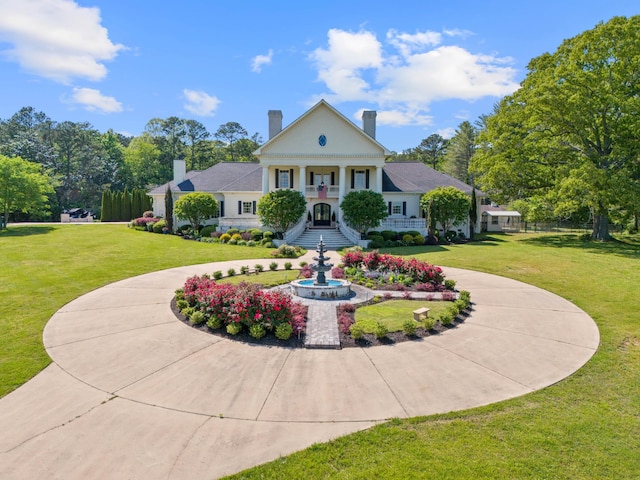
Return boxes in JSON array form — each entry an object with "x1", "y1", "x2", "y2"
[{"x1": 150, "y1": 100, "x2": 479, "y2": 241}]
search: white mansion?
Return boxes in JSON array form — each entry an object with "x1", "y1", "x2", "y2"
[{"x1": 150, "y1": 100, "x2": 478, "y2": 244}]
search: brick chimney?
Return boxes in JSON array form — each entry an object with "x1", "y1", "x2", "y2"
[
  {"x1": 268, "y1": 110, "x2": 283, "y2": 139},
  {"x1": 362, "y1": 110, "x2": 376, "y2": 139}
]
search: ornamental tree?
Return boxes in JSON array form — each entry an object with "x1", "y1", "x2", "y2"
[
  {"x1": 174, "y1": 192, "x2": 218, "y2": 230},
  {"x1": 340, "y1": 190, "x2": 387, "y2": 237},
  {"x1": 420, "y1": 186, "x2": 470, "y2": 235},
  {"x1": 257, "y1": 189, "x2": 306, "y2": 238},
  {"x1": 0, "y1": 155, "x2": 55, "y2": 229}
]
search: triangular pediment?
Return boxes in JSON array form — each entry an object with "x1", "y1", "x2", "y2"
[{"x1": 254, "y1": 100, "x2": 391, "y2": 158}]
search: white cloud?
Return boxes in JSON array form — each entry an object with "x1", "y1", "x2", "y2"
[
  {"x1": 310, "y1": 29, "x2": 383, "y2": 102},
  {"x1": 356, "y1": 108, "x2": 433, "y2": 127},
  {"x1": 386, "y1": 29, "x2": 442, "y2": 58},
  {"x1": 436, "y1": 127, "x2": 457, "y2": 139},
  {"x1": 251, "y1": 49, "x2": 273, "y2": 73},
  {"x1": 70, "y1": 87, "x2": 122, "y2": 113},
  {"x1": 310, "y1": 28, "x2": 519, "y2": 127},
  {"x1": 0, "y1": 0, "x2": 124, "y2": 84},
  {"x1": 183, "y1": 89, "x2": 220, "y2": 117}
]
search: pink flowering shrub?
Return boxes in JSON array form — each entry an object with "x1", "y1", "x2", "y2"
[
  {"x1": 338, "y1": 302, "x2": 356, "y2": 314},
  {"x1": 341, "y1": 250, "x2": 364, "y2": 268},
  {"x1": 133, "y1": 216, "x2": 160, "y2": 227},
  {"x1": 181, "y1": 275, "x2": 307, "y2": 337},
  {"x1": 340, "y1": 250, "x2": 446, "y2": 290},
  {"x1": 441, "y1": 291, "x2": 456, "y2": 301},
  {"x1": 337, "y1": 312, "x2": 354, "y2": 334},
  {"x1": 299, "y1": 265, "x2": 314, "y2": 279},
  {"x1": 331, "y1": 266, "x2": 345, "y2": 279}
]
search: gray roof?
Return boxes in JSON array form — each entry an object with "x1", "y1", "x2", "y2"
[
  {"x1": 382, "y1": 162, "x2": 474, "y2": 194},
  {"x1": 149, "y1": 162, "x2": 262, "y2": 194},
  {"x1": 150, "y1": 161, "x2": 474, "y2": 195}
]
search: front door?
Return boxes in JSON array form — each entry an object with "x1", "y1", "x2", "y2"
[{"x1": 313, "y1": 203, "x2": 331, "y2": 227}]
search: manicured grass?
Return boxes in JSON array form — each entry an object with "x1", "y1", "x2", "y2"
[
  {"x1": 217, "y1": 269, "x2": 300, "y2": 287},
  {"x1": 355, "y1": 299, "x2": 450, "y2": 332},
  {"x1": 3, "y1": 227, "x2": 640, "y2": 478},
  {"x1": 0, "y1": 224, "x2": 273, "y2": 398},
  {"x1": 227, "y1": 232, "x2": 640, "y2": 479}
]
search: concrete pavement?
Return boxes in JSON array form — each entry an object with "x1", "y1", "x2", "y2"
[{"x1": 0, "y1": 256, "x2": 599, "y2": 479}]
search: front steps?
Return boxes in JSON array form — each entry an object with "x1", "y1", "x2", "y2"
[{"x1": 292, "y1": 228, "x2": 352, "y2": 249}]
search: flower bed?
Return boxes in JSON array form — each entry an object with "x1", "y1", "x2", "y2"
[
  {"x1": 337, "y1": 291, "x2": 472, "y2": 346},
  {"x1": 339, "y1": 250, "x2": 450, "y2": 291},
  {"x1": 176, "y1": 275, "x2": 307, "y2": 342}
]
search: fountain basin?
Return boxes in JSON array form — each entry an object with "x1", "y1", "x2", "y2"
[{"x1": 290, "y1": 278, "x2": 352, "y2": 299}]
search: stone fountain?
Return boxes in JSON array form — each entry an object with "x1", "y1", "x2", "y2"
[{"x1": 290, "y1": 236, "x2": 351, "y2": 299}]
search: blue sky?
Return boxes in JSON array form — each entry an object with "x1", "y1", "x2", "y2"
[{"x1": 0, "y1": 1, "x2": 637, "y2": 152}]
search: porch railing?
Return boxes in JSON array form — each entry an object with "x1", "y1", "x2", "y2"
[
  {"x1": 379, "y1": 218, "x2": 427, "y2": 232},
  {"x1": 305, "y1": 185, "x2": 339, "y2": 198},
  {"x1": 281, "y1": 216, "x2": 307, "y2": 245}
]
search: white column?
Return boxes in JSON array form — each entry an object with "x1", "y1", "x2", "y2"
[
  {"x1": 338, "y1": 166, "x2": 346, "y2": 222},
  {"x1": 376, "y1": 166, "x2": 383, "y2": 193},
  {"x1": 262, "y1": 166, "x2": 269, "y2": 195},
  {"x1": 299, "y1": 166, "x2": 306, "y2": 194}
]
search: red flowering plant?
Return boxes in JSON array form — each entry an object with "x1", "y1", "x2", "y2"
[
  {"x1": 299, "y1": 265, "x2": 314, "y2": 279},
  {"x1": 133, "y1": 216, "x2": 160, "y2": 227},
  {"x1": 339, "y1": 251, "x2": 447, "y2": 291},
  {"x1": 341, "y1": 250, "x2": 364, "y2": 268},
  {"x1": 363, "y1": 251, "x2": 382, "y2": 271},
  {"x1": 181, "y1": 275, "x2": 307, "y2": 337}
]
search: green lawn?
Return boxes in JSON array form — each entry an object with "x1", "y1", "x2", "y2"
[
  {"x1": 227, "y1": 233, "x2": 640, "y2": 479},
  {"x1": 0, "y1": 224, "x2": 272, "y2": 397},
  {"x1": 217, "y1": 269, "x2": 299, "y2": 287},
  {"x1": 355, "y1": 299, "x2": 450, "y2": 332},
  {"x1": 2, "y1": 226, "x2": 640, "y2": 478}
]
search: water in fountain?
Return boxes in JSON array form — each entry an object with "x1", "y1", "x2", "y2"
[{"x1": 290, "y1": 235, "x2": 351, "y2": 299}]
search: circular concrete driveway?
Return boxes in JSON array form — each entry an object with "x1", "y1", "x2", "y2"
[{"x1": 0, "y1": 260, "x2": 599, "y2": 480}]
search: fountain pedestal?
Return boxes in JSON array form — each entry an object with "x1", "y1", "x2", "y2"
[{"x1": 290, "y1": 236, "x2": 351, "y2": 299}]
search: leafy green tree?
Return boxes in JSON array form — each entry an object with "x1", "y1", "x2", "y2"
[
  {"x1": 0, "y1": 107, "x2": 56, "y2": 168},
  {"x1": 444, "y1": 121, "x2": 477, "y2": 184},
  {"x1": 257, "y1": 189, "x2": 306, "y2": 238},
  {"x1": 184, "y1": 119, "x2": 210, "y2": 170},
  {"x1": 214, "y1": 122, "x2": 248, "y2": 162},
  {"x1": 124, "y1": 134, "x2": 164, "y2": 188},
  {"x1": 174, "y1": 192, "x2": 218, "y2": 230},
  {"x1": 415, "y1": 134, "x2": 448, "y2": 170},
  {"x1": 0, "y1": 155, "x2": 55, "y2": 229},
  {"x1": 471, "y1": 16, "x2": 640, "y2": 240},
  {"x1": 340, "y1": 190, "x2": 387, "y2": 237},
  {"x1": 420, "y1": 186, "x2": 470, "y2": 235}
]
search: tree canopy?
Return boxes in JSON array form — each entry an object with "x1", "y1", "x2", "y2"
[
  {"x1": 444, "y1": 121, "x2": 477, "y2": 184},
  {"x1": 174, "y1": 192, "x2": 218, "y2": 230},
  {"x1": 340, "y1": 190, "x2": 387, "y2": 236},
  {"x1": 0, "y1": 155, "x2": 55, "y2": 229},
  {"x1": 257, "y1": 189, "x2": 306, "y2": 237},
  {"x1": 420, "y1": 186, "x2": 470, "y2": 235},
  {"x1": 471, "y1": 16, "x2": 640, "y2": 240}
]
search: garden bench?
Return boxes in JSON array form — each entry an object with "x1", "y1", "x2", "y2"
[{"x1": 413, "y1": 307, "x2": 430, "y2": 322}]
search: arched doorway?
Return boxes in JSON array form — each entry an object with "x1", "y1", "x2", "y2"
[{"x1": 313, "y1": 203, "x2": 331, "y2": 227}]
